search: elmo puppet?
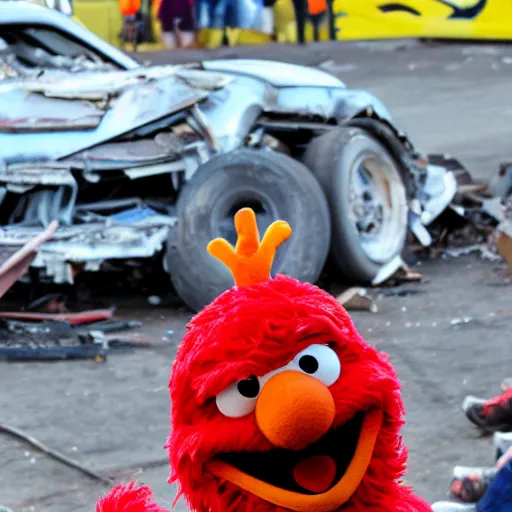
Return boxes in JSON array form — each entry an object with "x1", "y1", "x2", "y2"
[{"x1": 97, "y1": 207, "x2": 432, "y2": 512}]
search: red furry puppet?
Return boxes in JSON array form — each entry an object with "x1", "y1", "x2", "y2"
[{"x1": 96, "y1": 207, "x2": 432, "y2": 512}]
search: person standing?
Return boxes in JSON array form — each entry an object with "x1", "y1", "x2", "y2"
[
  {"x1": 158, "y1": 0, "x2": 196, "y2": 49},
  {"x1": 119, "y1": 0, "x2": 142, "y2": 50}
]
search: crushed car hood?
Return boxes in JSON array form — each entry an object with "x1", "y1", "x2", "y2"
[
  {"x1": 0, "y1": 66, "x2": 230, "y2": 162},
  {"x1": 202, "y1": 59, "x2": 346, "y2": 88}
]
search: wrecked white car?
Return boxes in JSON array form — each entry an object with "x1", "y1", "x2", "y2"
[{"x1": 0, "y1": 1, "x2": 457, "y2": 311}]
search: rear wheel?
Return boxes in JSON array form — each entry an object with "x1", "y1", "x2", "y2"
[
  {"x1": 304, "y1": 127, "x2": 408, "y2": 283},
  {"x1": 167, "y1": 149, "x2": 331, "y2": 312}
]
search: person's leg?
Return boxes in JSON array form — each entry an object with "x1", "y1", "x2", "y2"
[
  {"x1": 477, "y1": 459, "x2": 512, "y2": 512},
  {"x1": 310, "y1": 12, "x2": 322, "y2": 41},
  {"x1": 179, "y1": 31, "x2": 196, "y2": 47},
  {"x1": 260, "y1": 6, "x2": 274, "y2": 35},
  {"x1": 161, "y1": 31, "x2": 178, "y2": 48},
  {"x1": 177, "y1": 11, "x2": 196, "y2": 48},
  {"x1": 229, "y1": 0, "x2": 258, "y2": 30},
  {"x1": 291, "y1": 0, "x2": 306, "y2": 43},
  {"x1": 326, "y1": 0, "x2": 335, "y2": 40}
]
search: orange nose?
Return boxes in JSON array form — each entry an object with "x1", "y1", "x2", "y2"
[{"x1": 255, "y1": 370, "x2": 335, "y2": 451}]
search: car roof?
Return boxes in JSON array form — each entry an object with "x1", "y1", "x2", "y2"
[{"x1": 0, "y1": 1, "x2": 139, "y2": 69}]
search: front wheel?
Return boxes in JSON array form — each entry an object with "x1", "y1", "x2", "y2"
[
  {"x1": 304, "y1": 127, "x2": 408, "y2": 283},
  {"x1": 167, "y1": 149, "x2": 331, "y2": 312}
]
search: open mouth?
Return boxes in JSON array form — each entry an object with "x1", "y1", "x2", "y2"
[
  {"x1": 218, "y1": 412, "x2": 364, "y2": 494},
  {"x1": 207, "y1": 409, "x2": 383, "y2": 512}
]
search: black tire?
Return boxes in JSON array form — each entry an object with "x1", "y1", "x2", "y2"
[
  {"x1": 303, "y1": 127, "x2": 408, "y2": 283},
  {"x1": 167, "y1": 149, "x2": 331, "y2": 312}
]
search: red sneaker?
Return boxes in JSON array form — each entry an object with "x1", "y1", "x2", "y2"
[{"x1": 463, "y1": 389, "x2": 512, "y2": 432}]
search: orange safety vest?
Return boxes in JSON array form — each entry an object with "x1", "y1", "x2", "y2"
[
  {"x1": 307, "y1": 0, "x2": 327, "y2": 15},
  {"x1": 119, "y1": 0, "x2": 141, "y2": 16}
]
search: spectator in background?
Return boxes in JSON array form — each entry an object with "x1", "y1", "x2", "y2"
[
  {"x1": 158, "y1": 0, "x2": 196, "y2": 49},
  {"x1": 433, "y1": 458, "x2": 512, "y2": 512},
  {"x1": 119, "y1": 0, "x2": 142, "y2": 50},
  {"x1": 261, "y1": 0, "x2": 276, "y2": 38}
]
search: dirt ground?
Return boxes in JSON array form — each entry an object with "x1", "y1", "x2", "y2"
[{"x1": 2, "y1": 40, "x2": 512, "y2": 511}]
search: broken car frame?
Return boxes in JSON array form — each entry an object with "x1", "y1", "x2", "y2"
[{"x1": 0, "y1": 2, "x2": 459, "y2": 311}]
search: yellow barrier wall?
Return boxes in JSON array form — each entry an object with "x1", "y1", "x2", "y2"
[
  {"x1": 73, "y1": 0, "x2": 123, "y2": 45},
  {"x1": 333, "y1": 0, "x2": 512, "y2": 40},
  {"x1": 73, "y1": 0, "x2": 164, "y2": 48},
  {"x1": 70, "y1": 0, "x2": 512, "y2": 48}
]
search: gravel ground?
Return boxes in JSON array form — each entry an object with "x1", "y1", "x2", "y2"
[{"x1": 2, "y1": 40, "x2": 512, "y2": 512}]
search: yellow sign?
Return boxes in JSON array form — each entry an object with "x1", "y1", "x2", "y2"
[
  {"x1": 332, "y1": 0, "x2": 512, "y2": 40},
  {"x1": 68, "y1": 0, "x2": 512, "y2": 48},
  {"x1": 196, "y1": 0, "x2": 512, "y2": 46}
]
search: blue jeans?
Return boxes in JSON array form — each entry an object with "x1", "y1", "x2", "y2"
[
  {"x1": 195, "y1": 0, "x2": 262, "y2": 29},
  {"x1": 478, "y1": 460, "x2": 512, "y2": 512}
]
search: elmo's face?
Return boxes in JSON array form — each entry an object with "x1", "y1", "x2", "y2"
[{"x1": 167, "y1": 277, "x2": 407, "y2": 512}]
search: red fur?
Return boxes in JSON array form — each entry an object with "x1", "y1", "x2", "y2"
[
  {"x1": 167, "y1": 275, "x2": 432, "y2": 512},
  {"x1": 96, "y1": 481, "x2": 169, "y2": 512}
]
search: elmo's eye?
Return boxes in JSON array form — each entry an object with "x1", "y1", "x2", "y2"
[
  {"x1": 293, "y1": 344, "x2": 341, "y2": 386},
  {"x1": 237, "y1": 376, "x2": 260, "y2": 398},
  {"x1": 216, "y1": 375, "x2": 260, "y2": 418},
  {"x1": 298, "y1": 355, "x2": 319, "y2": 374}
]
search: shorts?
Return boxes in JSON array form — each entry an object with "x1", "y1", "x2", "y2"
[
  {"x1": 195, "y1": 0, "x2": 262, "y2": 29},
  {"x1": 159, "y1": 0, "x2": 195, "y2": 32}
]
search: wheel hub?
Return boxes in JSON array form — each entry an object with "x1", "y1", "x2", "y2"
[{"x1": 348, "y1": 154, "x2": 407, "y2": 264}]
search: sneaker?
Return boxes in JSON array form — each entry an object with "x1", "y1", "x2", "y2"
[
  {"x1": 462, "y1": 389, "x2": 512, "y2": 432},
  {"x1": 452, "y1": 466, "x2": 494, "y2": 479},
  {"x1": 432, "y1": 502, "x2": 476, "y2": 512},
  {"x1": 450, "y1": 467, "x2": 498, "y2": 502},
  {"x1": 501, "y1": 377, "x2": 512, "y2": 391},
  {"x1": 494, "y1": 431, "x2": 512, "y2": 460}
]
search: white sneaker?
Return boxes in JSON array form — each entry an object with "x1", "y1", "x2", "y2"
[
  {"x1": 432, "y1": 502, "x2": 476, "y2": 512},
  {"x1": 452, "y1": 465, "x2": 488, "y2": 479},
  {"x1": 462, "y1": 395, "x2": 485, "y2": 413},
  {"x1": 501, "y1": 377, "x2": 512, "y2": 391},
  {"x1": 494, "y1": 431, "x2": 512, "y2": 455}
]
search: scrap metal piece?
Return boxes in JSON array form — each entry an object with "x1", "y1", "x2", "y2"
[
  {"x1": 0, "y1": 206, "x2": 177, "y2": 284},
  {"x1": 420, "y1": 166, "x2": 458, "y2": 225},
  {"x1": 123, "y1": 160, "x2": 185, "y2": 179},
  {"x1": 0, "y1": 342, "x2": 108, "y2": 362},
  {"x1": 0, "y1": 115, "x2": 102, "y2": 132},
  {"x1": 0, "y1": 220, "x2": 57, "y2": 299},
  {"x1": 0, "y1": 72, "x2": 209, "y2": 162},
  {"x1": 86, "y1": 330, "x2": 152, "y2": 348},
  {"x1": 73, "y1": 135, "x2": 184, "y2": 165},
  {"x1": 0, "y1": 307, "x2": 115, "y2": 325},
  {"x1": 175, "y1": 68, "x2": 233, "y2": 90},
  {"x1": 497, "y1": 220, "x2": 512, "y2": 274},
  {"x1": 489, "y1": 163, "x2": 512, "y2": 200},
  {"x1": 371, "y1": 255, "x2": 404, "y2": 286},
  {"x1": 336, "y1": 287, "x2": 378, "y2": 313},
  {"x1": 76, "y1": 319, "x2": 143, "y2": 334},
  {"x1": 410, "y1": 213, "x2": 433, "y2": 246},
  {"x1": 482, "y1": 197, "x2": 506, "y2": 224},
  {"x1": 444, "y1": 244, "x2": 502, "y2": 261}
]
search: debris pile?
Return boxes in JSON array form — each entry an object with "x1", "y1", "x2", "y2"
[
  {"x1": 0, "y1": 308, "x2": 152, "y2": 362},
  {"x1": 339, "y1": 158, "x2": 512, "y2": 311},
  {"x1": 0, "y1": 224, "x2": 160, "y2": 362},
  {"x1": 402, "y1": 156, "x2": 512, "y2": 269}
]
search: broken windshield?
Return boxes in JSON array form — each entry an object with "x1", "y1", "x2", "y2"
[{"x1": 0, "y1": 24, "x2": 119, "y2": 78}]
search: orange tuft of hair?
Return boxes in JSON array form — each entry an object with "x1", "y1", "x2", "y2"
[{"x1": 207, "y1": 208, "x2": 292, "y2": 287}]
